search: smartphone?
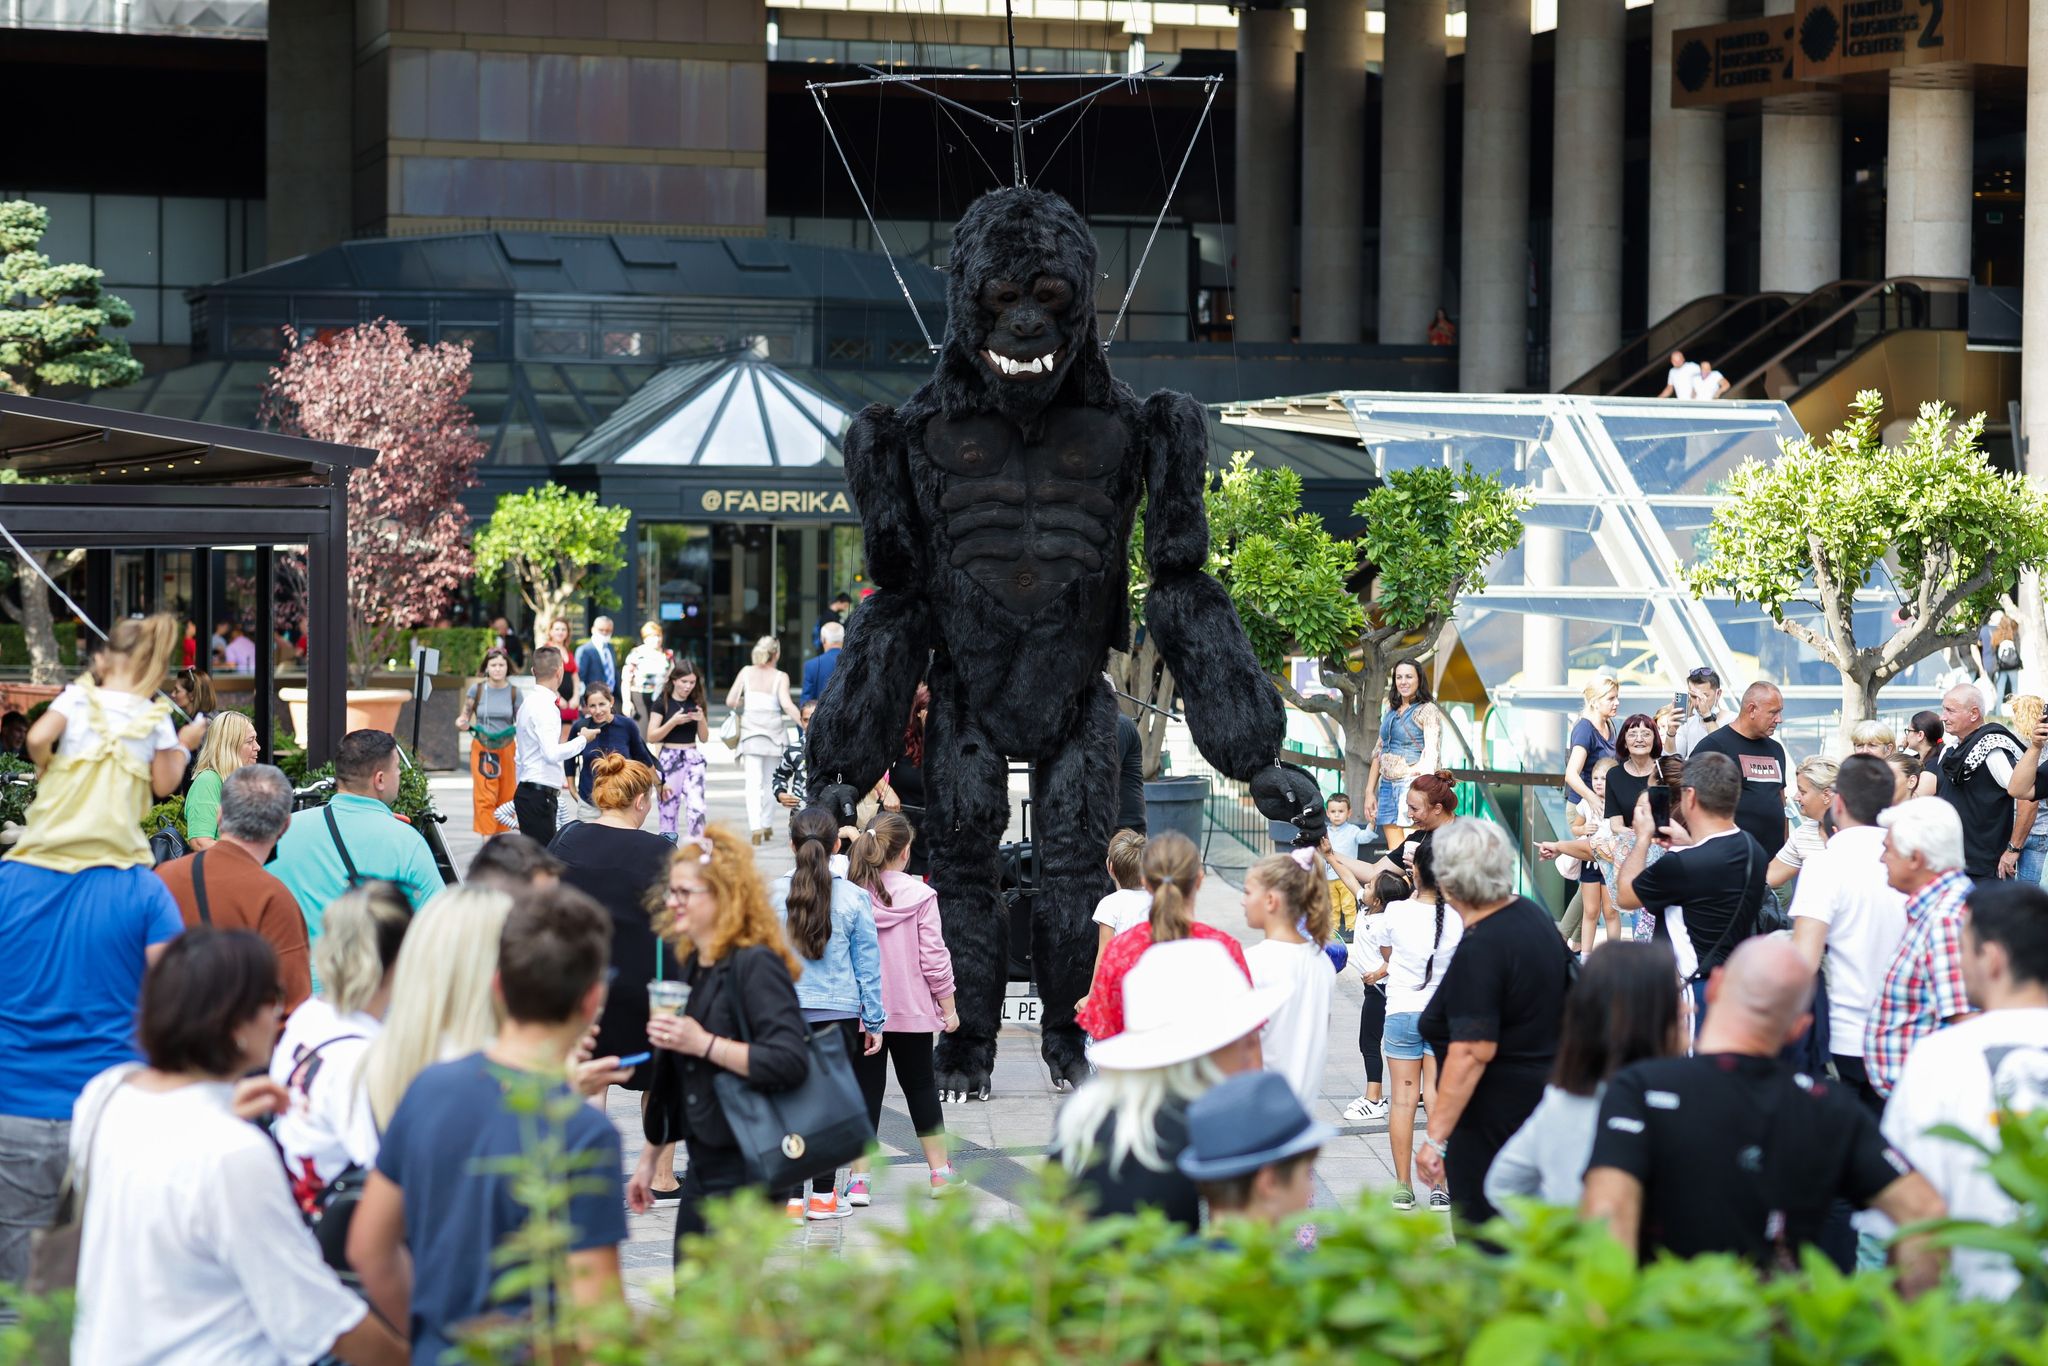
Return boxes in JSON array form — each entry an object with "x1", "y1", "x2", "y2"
[
  {"x1": 616, "y1": 1051, "x2": 652, "y2": 1068},
  {"x1": 1671, "y1": 689, "x2": 1687, "y2": 714},
  {"x1": 1646, "y1": 785, "x2": 1672, "y2": 831}
]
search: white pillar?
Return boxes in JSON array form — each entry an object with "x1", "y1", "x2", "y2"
[
  {"x1": 1886, "y1": 79, "x2": 1973, "y2": 279},
  {"x1": 1235, "y1": 5, "x2": 1297, "y2": 343},
  {"x1": 2016, "y1": 0, "x2": 2048, "y2": 695},
  {"x1": 1302, "y1": 0, "x2": 1368, "y2": 343},
  {"x1": 1649, "y1": 0, "x2": 1726, "y2": 321},
  {"x1": 1378, "y1": 0, "x2": 1446, "y2": 344},
  {"x1": 1760, "y1": 101, "x2": 1841, "y2": 292},
  {"x1": 1521, "y1": 470, "x2": 1568, "y2": 768},
  {"x1": 1459, "y1": 0, "x2": 1532, "y2": 392},
  {"x1": 1549, "y1": 0, "x2": 1624, "y2": 388}
]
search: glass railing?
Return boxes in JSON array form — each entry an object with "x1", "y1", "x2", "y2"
[{"x1": 1722, "y1": 279, "x2": 1967, "y2": 402}]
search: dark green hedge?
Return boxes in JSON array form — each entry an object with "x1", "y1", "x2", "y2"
[{"x1": 0, "y1": 623, "x2": 80, "y2": 668}]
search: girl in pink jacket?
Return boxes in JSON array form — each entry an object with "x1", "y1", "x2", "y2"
[{"x1": 846, "y1": 812, "x2": 958, "y2": 1203}]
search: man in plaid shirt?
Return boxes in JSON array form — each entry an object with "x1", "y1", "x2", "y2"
[{"x1": 1866, "y1": 798, "x2": 1975, "y2": 1096}]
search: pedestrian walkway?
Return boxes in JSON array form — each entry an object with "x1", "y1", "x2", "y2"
[{"x1": 432, "y1": 741, "x2": 1405, "y2": 1300}]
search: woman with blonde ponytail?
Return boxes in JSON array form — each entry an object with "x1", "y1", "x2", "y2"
[
  {"x1": 842, "y1": 812, "x2": 958, "y2": 1203},
  {"x1": 1076, "y1": 831, "x2": 1251, "y2": 1042}
]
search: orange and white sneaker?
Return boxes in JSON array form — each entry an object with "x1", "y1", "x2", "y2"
[
  {"x1": 807, "y1": 1190, "x2": 852, "y2": 1220},
  {"x1": 785, "y1": 1197, "x2": 804, "y2": 1224}
]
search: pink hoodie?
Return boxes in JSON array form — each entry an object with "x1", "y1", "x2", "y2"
[{"x1": 864, "y1": 869, "x2": 955, "y2": 1034}]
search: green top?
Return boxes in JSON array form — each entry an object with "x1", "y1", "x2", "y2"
[{"x1": 185, "y1": 768, "x2": 224, "y2": 841}]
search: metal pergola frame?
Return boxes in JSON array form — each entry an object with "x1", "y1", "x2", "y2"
[{"x1": 0, "y1": 393, "x2": 373, "y2": 765}]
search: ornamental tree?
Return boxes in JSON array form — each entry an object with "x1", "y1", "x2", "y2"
[
  {"x1": 0, "y1": 200, "x2": 144, "y2": 683},
  {"x1": 1293, "y1": 465, "x2": 1530, "y2": 798},
  {"x1": 260, "y1": 321, "x2": 485, "y2": 688},
  {"x1": 1682, "y1": 391, "x2": 2048, "y2": 749},
  {"x1": 471, "y1": 485, "x2": 631, "y2": 643}
]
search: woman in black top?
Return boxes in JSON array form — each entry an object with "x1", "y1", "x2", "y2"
[
  {"x1": 631, "y1": 827, "x2": 810, "y2": 1250},
  {"x1": 1415, "y1": 818, "x2": 1576, "y2": 1233},
  {"x1": 1603, "y1": 714, "x2": 1662, "y2": 836},
  {"x1": 875, "y1": 684, "x2": 931, "y2": 877}
]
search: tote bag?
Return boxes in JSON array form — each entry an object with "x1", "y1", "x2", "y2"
[{"x1": 713, "y1": 1008, "x2": 871, "y2": 1190}]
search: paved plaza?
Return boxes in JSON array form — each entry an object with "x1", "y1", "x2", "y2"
[{"x1": 432, "y1": 740, "x2": 1410, "y2": 1299}]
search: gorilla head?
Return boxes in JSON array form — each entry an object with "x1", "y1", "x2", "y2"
[{"x1": 936, "y1": 187, "x2": 1115, "y2": 423}]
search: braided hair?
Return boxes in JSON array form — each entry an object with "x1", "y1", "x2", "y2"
[{"x1": 1409, "y1": 832, "x2": 1449, "y2": 988}]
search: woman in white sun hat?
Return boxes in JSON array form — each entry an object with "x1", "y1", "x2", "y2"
[{"x1": 1051, "y1": 938, "x2": 1290, "y2": 1232}]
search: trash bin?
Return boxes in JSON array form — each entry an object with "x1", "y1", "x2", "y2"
[{"x1": 1143, "y1": 775, "x2": 1209, "y2": 847}]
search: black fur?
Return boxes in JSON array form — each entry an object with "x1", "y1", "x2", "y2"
[{"x1": 807, "y1": 187, "x2": 1323, "y2": 1097}]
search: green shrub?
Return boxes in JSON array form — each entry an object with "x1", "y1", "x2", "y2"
[
  {"x1": 0, "y1": 753, "x2": 31, "y2": 829},
  {"x1": 292, "y1": 745, "x2": 434, "y2": 824},
  {"x1": 143, "y1": 795, "x2": 185, "y2": 841},
  {"x1": 0, "y1": 622, "x2": 80, "y2": 668},
  {"x1": 411, "y1": 627, "x2": 498, "y2": 678}
]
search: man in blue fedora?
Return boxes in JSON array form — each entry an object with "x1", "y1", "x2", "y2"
[{"x1": 1176, "y1": 1070, "x2": 1334, "y2": 1230}]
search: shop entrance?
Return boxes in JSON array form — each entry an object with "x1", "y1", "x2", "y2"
[{"x1": 638, "y1": 520, "x2": 865, "y2": 692}]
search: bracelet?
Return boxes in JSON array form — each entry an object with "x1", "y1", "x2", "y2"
[
  {"x1": 702, "y1": 1036, "x2": 717, "y2": 1061},
  {"x1": 2010, "y1": 843, "x2": 2027, "y2": 854},
  {"x1": 1425, "y1": 1136, "x2": 1449, "y2": 1157}
]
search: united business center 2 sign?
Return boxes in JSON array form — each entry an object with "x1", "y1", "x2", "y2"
[{"x1": 1671, "y1": 0, "x2": 2025, "y2": 107}]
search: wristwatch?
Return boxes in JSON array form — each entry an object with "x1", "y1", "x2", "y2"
[{"x1": 2009, "y1": 842, "x2": 2027, "y2": 854}]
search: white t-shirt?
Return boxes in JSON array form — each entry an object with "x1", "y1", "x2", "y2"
[
  {"x1": 50, "y1": 682, "x2": 179, "y2": 765},
  {"x1": 1091, "y1": 887, "x2": 1152, "y2": 937},
  {"x1": 1370, "y1": 896, "x2": 1466, "y2": 1016},
  {"x1": 1787, "y1": 824, "x2": 1908, "y2": 1055},
  {"x1": 1692, "y1": 368, "x2": 1727, "y2": 399},
  {"x1": 70, "y1": 1068, "x2": 368, "y2": 1366},
  {"x1": 1774, "y1": 817, "x2": 1827, "y2": 871},
  {"x1": 1664, "y1": 362, "x2": 1700, "y2": 399},
  {"x1": 1882, "y1": 1008, "x2": 2048, "y2": 1300},
  {"x1": 269, "y1": 996, "x2": 384, "y2": 1192},
  {"x1": 1244, "y1": 937, "x2": 1332, "y2": 1108}
]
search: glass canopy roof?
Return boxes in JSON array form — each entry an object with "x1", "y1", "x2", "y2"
[{"x1": 1221, "y1": 392, "x2": 1956, "y2": 767}]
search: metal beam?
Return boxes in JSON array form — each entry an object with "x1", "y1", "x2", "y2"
[{"x1": 254, "y1": 546, "x2": 276, "y2": 764}]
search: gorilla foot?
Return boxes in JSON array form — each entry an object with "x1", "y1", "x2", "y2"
[
  {"x1": 935, "y1": 1033, "x2": 996, "y2": 1103},
  {"x1": 1041, "y1": 1025, "x2": 1092, "y2": 1092}
]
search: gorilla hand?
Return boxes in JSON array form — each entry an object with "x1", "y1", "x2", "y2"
[
  {"x1": 809, "y1": 781, "x2": 861, "y2": 830},
  {"x1": 1251, "y1": 761, "x2": 1327, "y2": 846}
]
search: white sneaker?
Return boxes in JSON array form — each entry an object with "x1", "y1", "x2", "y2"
[{"x1": 1343, "y1": 1095, "x2": 1390, "y2": 1121}]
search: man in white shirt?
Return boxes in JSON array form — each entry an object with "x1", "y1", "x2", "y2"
[
  {"x1": 514, "y1": 646, "x2": 596, "y2": 845},
  {"x1": 1790, "y1": 754, "x2": 1909, "y2": 1113},
  {"x1": 1691, "y1": 358, "x2": 1731, "y2": 400},
  {"x1": 1883, "y1": 879, "x2": 2048, "y2": 1300},
  {"x1": 1657, "y1": 350, "x2": 1699, "y2": 400},
  {"x1": 1674, "y1": 665, "x2": 1724, "y2": 758}
]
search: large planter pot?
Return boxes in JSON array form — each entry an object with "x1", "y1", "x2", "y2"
[
  {"x1": 0, "y1": 682, "x2": 61, "y2": 716},
  {"x1": 279, "y1": 687, "x2": 412, "y2": 744},
  {"x1": 1143, "y1": 775, "x2": 1210, "y2": 848}
]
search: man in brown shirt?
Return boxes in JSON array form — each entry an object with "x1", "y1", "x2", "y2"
[{"x1": 156, "y1": 763, "x2": 312, "y2": 1010}]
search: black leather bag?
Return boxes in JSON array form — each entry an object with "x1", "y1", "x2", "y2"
[
  {"x1": 712, "y1": 1009, "x2": 871, "y2": 1191},
  {"x1": 148, "y1": 823, "x2": 188, "y2": 867}
]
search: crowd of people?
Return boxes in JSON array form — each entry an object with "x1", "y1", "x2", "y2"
[{"x1": 4, "y1": 602, "x2": 2048, "y2": 1362}]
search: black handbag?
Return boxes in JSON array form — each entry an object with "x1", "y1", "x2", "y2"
[{"x1": 712, "y1": 991, "x2": 872, "y2": 1191}]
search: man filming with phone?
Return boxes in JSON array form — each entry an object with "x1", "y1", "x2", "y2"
[{"x1": 1617, "y1": 752, "x2": 1773, "y2": 1028}]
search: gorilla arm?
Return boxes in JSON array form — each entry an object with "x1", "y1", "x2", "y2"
[
  {"x1": 805, "y1": 403, "x2": 932, "y2": 825},
  {"x1": 1138, "y1": 389, "x2": 1326, "y2": 840}
]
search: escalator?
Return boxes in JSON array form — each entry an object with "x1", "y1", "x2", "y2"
[{"x1": 1562, "y1": 278, "x2": 1970, "y2": 404}]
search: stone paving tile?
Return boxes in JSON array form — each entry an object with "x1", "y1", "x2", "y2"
[{"x1": 430, "y1": 734, "x2": 1402, "y2": 1302}]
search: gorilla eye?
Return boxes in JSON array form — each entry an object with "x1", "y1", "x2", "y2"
[{"x1": 995, "y1": 287, "x2": 1020, "y2": 306}]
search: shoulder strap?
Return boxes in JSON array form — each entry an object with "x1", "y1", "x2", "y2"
[
  {"x1": 286, "y1": 1033, "x2": 367, "y2": 1091},
  {"x1": 323, "y1": 804, "x2": 364, "y2": 887},
  {"x1": 1688, "y1": 838, "x2": 1758, "y2": 983},
  {"x1": 192, "y1": 850, "x2": 212, "y2": 926}
]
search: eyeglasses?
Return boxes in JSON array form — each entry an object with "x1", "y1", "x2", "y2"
[{"x1": 665, "y1": 884, "x2": 713, "y2": 903}]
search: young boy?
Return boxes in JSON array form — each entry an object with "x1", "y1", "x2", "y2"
[
  {"x1": 1176, "y1": 1071, "x2": 1333, "y2": 1230},
  {"x1": 1321, "y1": 793, "x2": 1365, "y2": 941},
  {"x1": 348, "y1": 886, "x2": 628, "y2": 1363},
  {"x1": 1324, "y1": 793, "x2": 1364, "y2": 863}
]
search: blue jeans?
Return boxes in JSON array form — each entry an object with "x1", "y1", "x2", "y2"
[{"x1": 2020, "y1": 831, "x2": 2048, "y2": 885}]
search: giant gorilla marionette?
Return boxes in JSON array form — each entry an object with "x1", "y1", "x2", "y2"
[{"x1": 808, "y1": 187, "x2": 1325, "y2": 1098}]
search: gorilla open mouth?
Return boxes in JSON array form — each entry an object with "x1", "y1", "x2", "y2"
[{"x1": 982, "y1": 346, "x2": 1061, "y2": 380}]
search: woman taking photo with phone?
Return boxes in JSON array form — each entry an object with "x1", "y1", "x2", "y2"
[{"x1": 646, "y1": 658, "x2": 710, "y2": 841}]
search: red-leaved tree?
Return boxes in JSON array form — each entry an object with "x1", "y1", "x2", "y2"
[{"x1": 259, "y1": 321, "x2": 485, "y2": 687}]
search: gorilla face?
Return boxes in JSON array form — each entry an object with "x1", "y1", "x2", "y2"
[{"x1": 975, "y1": 273, "x2": 1077, "y2": 389}]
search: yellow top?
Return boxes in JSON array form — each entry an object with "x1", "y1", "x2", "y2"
[{"x1": 3, "y1": 677, "x2": 168, "y2": 874}]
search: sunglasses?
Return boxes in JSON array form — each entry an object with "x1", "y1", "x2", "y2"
[{"x1": 1686, "y1": 668, "x2": 1719, "y2": 685}]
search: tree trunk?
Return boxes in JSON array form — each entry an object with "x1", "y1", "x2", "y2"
[
  {"x1": 2017, "y1": 571, "x2": 2048, "y2": 700},
  {"x1": 19, "y1": 565, "x2": 64, "y2": 686},
  {"x1": 1107, "y1": 636, "x2": 1176, "y2": 780},
  {"x1": 1335, "y1": 657, "x2": 1391, "y2": 803},
  {"x1": 1837, "y1": 666, "x2": 1885, "y2": 754}
]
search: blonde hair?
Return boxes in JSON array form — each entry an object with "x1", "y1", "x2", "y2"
[
  {"x1": 1142, "y1": 830, "x2": 1202, "y2": 943},
  {"x1": 749, "y1": 636, "x2": 780, "y2": 666},
  {"x1": 1590, "y1": 756, "x2": 1619, "y2": 781},
  {"x1": 192, "y1": 711, "x2": 256, "y2": 781},
  {"x1": 315, "y1": 885, "x2": 411, "y2": 1017},
  {"x1": 652, "y1": 823, "x2": 802, "y2": 979},
  {"x1": 1795, "y1": 755, "x2": 1840, "y2": 792},
  {"x1": 1106, "y1": 828, "x2": 1147, "y2": 890},
  {"x1": 2011, "y1": 695, "x2": 2045, "y2": 739},
  {"x1": 99, "y1": 613, "x2": 181, "y2": 695},
  {"x1": 589, "y1": 751, "x2": 656, "y2": 812},
  {"x1": 1580, "y1": 674, "x2": 1620, "y2": 713},
  {"x1": 359, "y1": 886, "x2": 513, "y2": 1128},
  {"x1": 1248, "y1": 852, "x2": 1332, "y2": 947},
  {"x1": 640, "y1": 621, "x2": 663, "y2": 641},
  {"x1": 1054, "y1": 1056, "x2": 1224, "y2": 1177}
]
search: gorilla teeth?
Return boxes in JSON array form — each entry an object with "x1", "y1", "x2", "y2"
[{"x1": 984, "y1": 347, "x2": 1058, "y2": 377}]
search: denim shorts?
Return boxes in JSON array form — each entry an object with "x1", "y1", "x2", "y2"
[{"x1": 1383, "y1": 1010, "x2": 1433, "y2": 1060}]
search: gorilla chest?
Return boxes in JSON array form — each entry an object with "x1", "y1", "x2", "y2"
[{"x1": 921, "y1": 407, "x2": 1131, "y2": 617}]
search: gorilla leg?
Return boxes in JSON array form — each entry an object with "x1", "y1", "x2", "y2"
[
  {"x1": 924, "y1": 658, "x2": 1012, "y2": 1102},
  {"x1": 1030, "y1": 677, "x2": 1117, "y2": 1090}
]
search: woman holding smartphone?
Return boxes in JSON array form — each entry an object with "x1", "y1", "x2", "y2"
[{"x1": 647, "y1": 659, "x2": 710, "y2": 841}]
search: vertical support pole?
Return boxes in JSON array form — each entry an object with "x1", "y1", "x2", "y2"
[
  {"x1": 190, "y1": 547, "x2": 214, "y2": 661},
  {"x1": 254, "y1": 546, "x2": 276, "y2": 763}
]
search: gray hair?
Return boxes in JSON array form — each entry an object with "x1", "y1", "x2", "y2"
[
  {"x1": 820, "y1": 621, "x2": 844, "y2": 647},
  {"x1": 1430, "y1": 817, "x2": 1518, "y2": 906},
  {"x1": 1879, "y1": 796, "x2": 1965, "y2": 874},
  {"x1": 219, "y1": 764, "x2": 292, "y2": 842}
]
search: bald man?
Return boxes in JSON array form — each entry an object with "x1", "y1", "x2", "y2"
[
  {"x1": 1936, "y1": 684, "x2": 2028, "y2": 880},
  {"x1": 1689, "y1": 681, "x2": 1790, "y2": 855},
  {"x1": 1581, "y1": 938, "x2": 1946, "y2": 1294}
]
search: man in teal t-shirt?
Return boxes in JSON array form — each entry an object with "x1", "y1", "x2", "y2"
[{"x1": 272, "y1": 729, "x2": 444, "y2": 946}]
